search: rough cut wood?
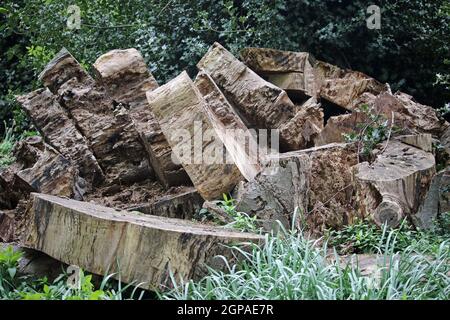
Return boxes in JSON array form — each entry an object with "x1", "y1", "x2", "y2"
[
  {"x1": 38, "y1": 49, "x2": 154, "y2": 185},
  {"x1": 128, "y1": 188, "x2": 203, "y2": 220},
  {"x1": 147, "y1": 71, "x2": 244, "y2": 200},
  {"x1": 21, "y1": 193, "x2": 263, "y2": 290},
  {"x1": 315, "y1": 61, "x2": 388, "y2": 111},
  {"x1": 354, "y1": 140, "x2": 436, "y2": 227},
  {"x1": 279, "y1": 97, "x2": 324, "y2": 150},
  {"x1": 93, "y1": 49, "x2": 189, "y2": 188},
  {"x1": 240, "y1": 47, "x2": 316, "y2": 97},
  {"x1": 39, "y1": 48, "x2": 94, "y2": 93},
  {"x1": 395, "y1": 134, "x2": 432, "y2": 153},
  {"x1": 17, "y1": 88, "x2": 104, "y2": 187},
  {"x1": 353, "y1": 92, "x2": 447, "y2": 136},
  {"x1": 195, "y1": 71, "x2": 262, "y2": 181},
  {"x1": 314, "y1": 112, "x2": 363, "y2": 146},
  {"x1": 235, "y1": 143, "x2": 358, "y2": 232},
  {"x1": 198, "y1": 42, "x2": 311, "y2": 151}
]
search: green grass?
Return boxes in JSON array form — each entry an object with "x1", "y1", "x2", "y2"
[{"x1": 161, "y1": 221, "x2": 450, "y2": 300}]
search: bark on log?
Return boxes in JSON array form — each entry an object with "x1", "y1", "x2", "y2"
[
  {"x1": 197, "y1": 42, "x2": 310, "y2": 151},
  {"x1": 93, "y1": 49, "x2": 189, "y2": 188},
  {"x1": 240, "y1": 47, "x2": 316, "y2": 97},
  {"x1": 147, "y1": 71, "x2": 244, "y2": 200},
  {"x1": 17, "y1": 88, "x2": 104, "y2": 187},
  {"x1": 314, "y1": 61, "x2": 388, "y2": 111},
  {"x1": 354, "y1": 140, "x2": 436, "y2": 227},
  {"x1": 195, "y1": 71, "x2": 262, "y2": 181},
  {"x1": 235, "y1": 143, "x2": 358, "y2": 232},
  {"x1": 39, "y1": 49, "x2": 153, "y2": 185},
  {"x1": 20, "y1": 193, "x2": 263, "y2": 290}
]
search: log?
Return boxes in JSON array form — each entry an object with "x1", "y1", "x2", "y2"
[
  {"x1": 194, "y1": 71, "x2": 262, "y2": 181},
  {"x1": 93, "y1": 49, "x2": 190, "y2": 188},
  {"x1": 354, "y1": 140, "x2": 436, "y2": 227},
  {"x1": 147, "y1": 71, "x2": 244, "y2": 200},
  {"x1": 314, "y1": 112, "x2": 365, "y2": 146},
  {"x1": 21, "y1": 193, "x2": 263, "y2": 290},
  {"x1": 128, "y1": 188, "x2": 204, "y2": 220},
  {"x1": 235, "y1": 143, "x2": 359, "y2": 232},
  {"x1": 240, "y1": 47, "x2": 316, "y2": 97},
  {"x1": 395, "y1": 134, "x2": 432, "y2": 153},
  {"x1": 315, "y1": 61, "x2": 388, "y2": 111},
  {"x1": 15, "y1": 147, "x2": 85, "y2": 200},
  {"x1": 17, "y1": 88, "x2": 104, "y2": 187},
  {"x1": 39, "y1": 48, "x2": 94, "y2": 93},
  {"x1": 39, "y1": 49, "x2": 154, "y2": 185},
  {"x1": 197, "y1": 42, "x2": 310, "y2": 151}
]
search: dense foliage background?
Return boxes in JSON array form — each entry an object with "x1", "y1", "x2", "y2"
[{"x1": 1, "y1": 0, "x2": 449, "y2": 136}]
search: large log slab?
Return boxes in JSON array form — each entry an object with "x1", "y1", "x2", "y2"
[
  {"x1": 21, "y1": 193, "x2": 263, "y2": 290},
  {"x1": 235, "y1": 143, "x2": 359, "y2": 232},
  {"x1": 93, "y1": 49, "x2": 189, "y2": 188},
  {"x1": 354, "y1": 140, "x2": 436, "y2": 227},
  {"x1": 197, "y1": 42, "x2": 313, "y2": 151},
  {"x1": 39, "y1": 49, "x2": 154, "y2": 185},
  {"x1": 17, "y1": 88, "x2": 104, "y2": 187},
  {"x1": 194, "y1": 71, "x2": 262, "y2": 181},
  {"x1": 147, "y1": 71, "x2": 244, "y2": 200}
]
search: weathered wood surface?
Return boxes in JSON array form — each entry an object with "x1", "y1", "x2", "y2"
[
  {"x1": 314, "y1": 112, "x2": 364, "y2": 146},
  {"x1": 21, "y1": 193, "x2": 263, "y2": 290},
  {"x1": 39, "y1": 48, "x2": 94, "y2": 93},
  {"x1": 354, "y1": 92, "x2": 447, "y2": 136},
  {"x1": 354, "y1": 140, "x2": 436, "y2": 227},
  {"x1": 128, "y1": 188, "x2": 204, "y2": 220},
  {"x1": 395, "y1": 134, "x2": 432, "y2": 153},
  {"x1": 198, "y1": 42, "x2": 312, "y2": 151},
  {"x1": 235, "y1": 143, "x2": 358, "y2": 232},
  {"x1": 17, "y1": 88, "x2": 104, "y2": 187},
  {"x1": 40, "y1": 50, "x2": 154, "y2": 185},
  {"x1": 279, "y1": 97, "x2": 324, "y2": 150},
  {"x1": 147, "y1": 71, "x2": 244, "y2": 200},
  {"x1": 93, "y1": 49, "x2": 189, "y2": 188},
  {"x1": 195, "y1": 71, "x2": 262, "y2": 181},
  {"x1": 240, "y1": 47, "x2": 316, "y2": 97},
  {"x1": 316, "y1": 60, "x2": 388, "y2": 111}
]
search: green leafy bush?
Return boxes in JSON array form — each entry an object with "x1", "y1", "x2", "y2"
[
  {"x1": 0, "y1": 245, "x2": 146, "y2": 300},
  {"x1": 1, "y1": 0, "x2": 449, "y2": 137}
]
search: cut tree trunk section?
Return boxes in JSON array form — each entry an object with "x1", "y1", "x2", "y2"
[{"x1": 20, "y1": 193, "x2": 263, "y2": 290}]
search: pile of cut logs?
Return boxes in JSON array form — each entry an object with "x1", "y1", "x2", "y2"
[{"x1": 0, "y1": 43, "x2": 449, "y2": 290}]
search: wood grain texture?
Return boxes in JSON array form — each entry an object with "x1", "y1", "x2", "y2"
[
  {"x1": 354, "y1": 140, "x2": 436, "y2": 227},
  {"x1": 147, "y1": 71, "x2": 244, "y2": 200},
  {"x1": 21, "y1": 193, "x2": 263, "y2": 290}
]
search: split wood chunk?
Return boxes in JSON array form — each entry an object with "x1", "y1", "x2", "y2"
[
  {"x1": 354, "y1": 92, "x2": 446, "y2": 136},
  {"x1": 279, "y1": 97, "x2": 324, "y2": 150},
  {"x1": 195, "y1": 71, "x2": 262, "y2": 181},
  {"x1": 17, "y1": 88, "x2": 104, "y2": 187},
  {"x1": 240, "y1": 47, "x2": 317, "y2": 97},
  {"x1": 39, "y1": 48, "x2": 94, "y2": 94},
  {"x1": 198, "y1": 42, "x2": 310, "y2": 151},
  {"x1": 128, "y1": 188, "x2": 204, "y2": 220},
  {"x1": 147, "y1": 71, "x2": 243, "y2": 200},
  {"x1": 354, "y1": 140, "x2": 436, "y2": 227},
  {"x1": 21, "y1": 193, "x2": 263, "y2": 290},
  {"x1": 315, "y1": 112, "x2": 364, "y2": 146},
  {"x1": 235, "y1": 143, "x2": 359, "y2": 232},
  {"x1": 37, "y1": 49, "x2": 153, "y2": 185},
  {"x1": 316, "y1": 60, "x2": 388, "y2": 111},
  {"x1": 14, "y1": 147, "x2": 85, "y2": 200},
  {"x1": 94, "y1": 49, "x2": 189, "y2": 188}
]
